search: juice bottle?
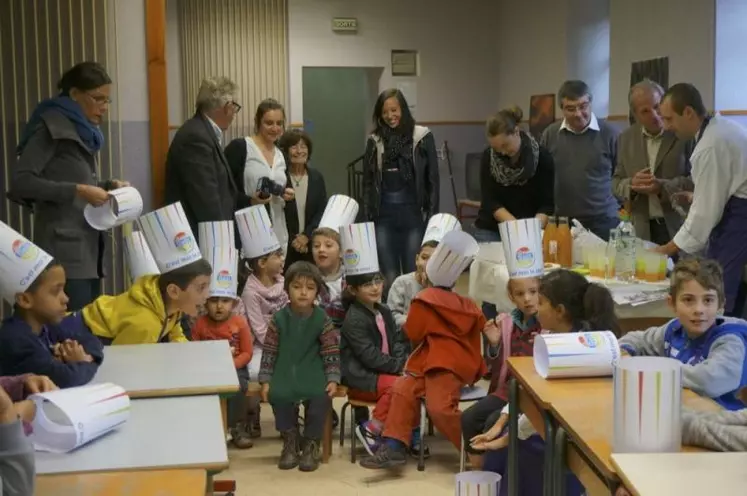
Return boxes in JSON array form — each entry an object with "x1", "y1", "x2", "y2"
[
  {"x1": 543, "y1": 216, "x2": 558, "y2": 264},
  {"x1": 557, "y1": 216, "x2": 573, "y2": 267}
]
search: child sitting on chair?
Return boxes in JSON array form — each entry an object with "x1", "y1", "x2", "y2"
[
  {"x1": 0, "y1": 223, "x2": 103, "y2": 389},
  {"x1": 619, "y1": 258, "x2": 747, "y2": 410},
  {"x1": 259, "y1": 262, "x2": 340, "y2": 472}
]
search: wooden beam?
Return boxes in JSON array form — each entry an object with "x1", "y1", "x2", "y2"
[{"x1": 145, "y1": 0, "x2": 168, "y2": 209}]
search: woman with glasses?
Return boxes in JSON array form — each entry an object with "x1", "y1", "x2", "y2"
[{"x1": 9, "y1": 62, "x2": 128, "y2": 310}]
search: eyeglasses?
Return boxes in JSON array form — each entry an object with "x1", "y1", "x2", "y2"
[
  {"x1": 86, "y1": 92, "x2": 111, "y2": 105},
  {"x1": 229, "y1": 101, "x2": 242, "y2": 113}
]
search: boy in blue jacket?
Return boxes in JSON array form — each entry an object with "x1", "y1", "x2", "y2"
[
  {"x1": 619, "y1": 258, "x2": 747, "y2": 410},
  {"x1": 0, "y1": 223, "x2": 103, "y2": 388}
]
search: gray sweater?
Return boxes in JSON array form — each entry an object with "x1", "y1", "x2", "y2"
[
  {"x1": 682, "y1": 407, "x2": 747, "y2": 451},
  {"x1": 0, "y1": 420, "x2": 35, "y2": 495},
  {"x1": 541, "y1": 118, "x2": 620, "y2": 219},
  {"x1": 387, "y1": 272, "x2": 423, "y2": 330}
]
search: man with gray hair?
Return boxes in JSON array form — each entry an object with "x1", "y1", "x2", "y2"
[
  {"x1": 612, "y1": 79, "x2": 693, "y2": 245},
  {"x1": 165, "y1": 76, "x2": 241, "y2": 239}
]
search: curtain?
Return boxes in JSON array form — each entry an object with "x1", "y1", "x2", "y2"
[
  {"x1": 629, "y1": 56, "x2": 669, "y2": 124},
  {"x1": 177, "y1": 0, "x2": 288, "y2": 140},
  {"x1": 0, "y1": 0, "x2": 126, "y2": 317}
]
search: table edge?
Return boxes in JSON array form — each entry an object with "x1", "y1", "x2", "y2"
[
  {"x1": 125, "y1": 386, "x2": 239, "y2": 398},
  {"x1": 37, "y1": 461, "x2": 229, "y2": 477}
]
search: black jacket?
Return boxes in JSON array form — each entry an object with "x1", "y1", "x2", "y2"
[
  {"x1": 164, "y1": 113, "x2": 238, "y2": 239},
  {"x1": 341, "y1": 302, "x2": 410, "y2": 392},
  {"x1": 362, "y1": 125, "x2": 439, "y2": 220},
  {"x1": 284, "y1": 167, "x2": 328, "y2": 267},
  {"x1": 224, "y1": 137, "x2": 253, "y2": 212}
]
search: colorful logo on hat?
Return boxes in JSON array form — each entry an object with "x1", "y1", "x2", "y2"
[
  {"x1": 12, "y1": 240, "x2": 38, "y2": 261},
  {"x1": 515, "y1": 246, "x2": 534, "y2": 268},
  {"x1": 578, "y1": 333, "x2": 602, "y2": 348},
  {"x1": 173, "y1": 232, "x2": 194, "y2": 253},
  {"x1": 216, "y1": 269, "x2": 232, "y2": 288},
  {"x1": 343, "y1": 248, "x2": 360, "y2": 266}
]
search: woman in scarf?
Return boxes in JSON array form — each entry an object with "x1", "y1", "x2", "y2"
[
  {"x1": 9, "y1": 62, "x2": 127, "y2": 310},
  {"x1": 362, "y1": 89, "x2": 439, "y2": 289}
]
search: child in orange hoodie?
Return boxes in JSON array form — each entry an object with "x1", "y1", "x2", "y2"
[{"x1": 360, "y1": 230, "x2": 487, "y2": 469}]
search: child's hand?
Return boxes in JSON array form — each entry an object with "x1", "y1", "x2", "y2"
[
  {"x1": 615, "y1": 487, "x2": 633, "y2": 496},
  {"x1": 13, "y1": 400, "x2": 37, "y2": 423},
  {"x1": 260, "y1": 383, "x2": 270, "y2": 403},
  {"x1": 326, "y1": 382, "x2": 338, "y2": 398},
  {"x1": 482, "y1": 318, "x2": 502, "y2": 347},
  {"x1": 61, "y1": 341, "x2": 91, "y2": 363},
  {"x1": 471, "y1": 434, "x2": 509, "y2": 451},
  {"x1": 0, "y1": 388, "x2": 16, "y2": 424},
  {"x1": 470, "y1": 413, "x2": 507, "y2": 448},
  {"x1": 230, "y1": 346, "x2": 237, "y2": 356},
  {"x1": 24, "y1": 375, "x2": 58, "y2": 394}
]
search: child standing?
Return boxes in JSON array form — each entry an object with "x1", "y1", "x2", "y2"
[
  {"x1": 361, "y1": 230, "x2": 487, "y2": 469},
  {"x1": 259, "y1": 261, "x2": 340, "y2": 472},
  {"x1": 0, "y1": 222, "x2": 103, "y2": 388},
  {"x1": 312, "y1": 227, "x2": 346, "y2": 327},
  {"x1": 619, "y1": 258, "x2": 747, "y2": 410}
]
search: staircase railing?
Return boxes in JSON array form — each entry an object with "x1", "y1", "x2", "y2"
[{"x1": 346, "y1": 154, "x2": 365, "y2": 203}]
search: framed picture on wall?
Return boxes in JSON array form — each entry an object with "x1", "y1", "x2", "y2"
[
  {"x1": 529, "y1": 94, "x2": 556, "y2": 140},
  {"x1": 391, "y1": 50, "x2": 418, "y2": 76}
]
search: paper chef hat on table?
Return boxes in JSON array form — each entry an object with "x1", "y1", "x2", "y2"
[
  {"x1": 84, "y1": 186, "x2": 143, "y2": 231},
  {"x1": 318, "y1": 195, "x2": 359, "y2": 233},
  {"x1": 235, "y1": 205, "x2": 281, "y2": 259},
  {"x1": 136, "y1": 202, "x2": 202, "y2": 273},
  {"x1": 124, "y1": 230, "x2": 160, "y2": 281},
  {"x1": 0, "y1": 221, "x2": 54, "y2": 303},
  {"x1": 422, "y1": 213, "x2": 461, "y2": 245},
  {"x1": 198, "y1": 221, "x2": 235, "y2": 258},
  {"x1": 340, "y1": 222, "x2": 379, "y2": 275},
  {"x1": 205, "y1": 246, "x2": 239, "y2": 298},
  {"x1": 426, "y1": 230, "x2": 479, "y2": 288},
  {"x1": 498, "y1": 218, "x2": 544, "y2": 278}
]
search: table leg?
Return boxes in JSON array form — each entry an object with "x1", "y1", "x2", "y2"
[
  {"x1": 322, "y1": 407, "x2": 333, "y2": 463},
  {"x1": 542, "y1": 410, "x2": 556, "y2": 496},
  {"x1": 220, "y1": 398, "x2": 228, "y2": 434},
  {"x1": 508, "y1": 378, "x2": 519, "y2": 496}
]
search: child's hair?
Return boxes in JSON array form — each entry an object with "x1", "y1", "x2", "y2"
[
  {"x1": 246, "y1": 248, "x2": 283, "y2": 274},
  {"x1": 670, "y1": 258, "x2": 725, "y2": 305},
  {"x1": 342, "y1": 272, "x2": 382, "y2": 309},
  {"x1": 311, "y1": 227, "x2": 341, "y2": 247},
  {"x1": 284, "y1": 261, "x2": 325, "y2": 295},
  {"x1": 420, "y1": 240, "x2": 439, "y2": 251},
  {"x1": 506, "y1": 276, "x2": 539, "y2": 296},
  {"x1": 158, "y1": 259, "x2": 212, "y2": 297},
  {"x1": 14, "y1": 259, "x2": 64, "y2": 311},
  {"x1": 237, "y1": 258, "x2": 251, "y2": 296},
  {"x1": 539, "y1": 269, "x2": 621, "y2": 336}
]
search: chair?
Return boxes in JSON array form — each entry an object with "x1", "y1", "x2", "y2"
[
  {"x1": 339, "y1": 397, "x2": 377, "y2": 463},
  {"x1": 417, "y1": 385, "x2": 488, "y2": 472},
  {"x1": 456, "y1": 152, "x2": 483, "y2": 223}
]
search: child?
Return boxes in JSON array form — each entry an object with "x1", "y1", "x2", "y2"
[
  {"x1": 0, "y1": 224, "x2": 103, "y2": 388},
  {"x1": 462, "y1": 276, "x2": 541, "y2": 470},
  {"x1": 360, "y1": 230, "x2": 487, "y2": 469},
  {"x1": 618, "y1": 258, "x2": 747, "y2": 410},
  {"x1": 474, "y1": 269, "x2": 619, "y2": 496},
  {"x1": 312, "y1": 227, "x2": 346, "y2": 328},
  {"x1": 0, "y1": 385, "x2": 34, "y2": 496},
  {"x1": 387, "y1": 240, "x2": 438, "y2": 330},
  {"x1": 259, "y1": 261, "x2": 340, "y2": 472}
]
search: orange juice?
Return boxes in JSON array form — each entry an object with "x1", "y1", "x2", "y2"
[
  {"x1": 544, "y1": 216, "x2": 558, "y2": 264},
  {"x1": 557, "y1": 216, "x2": 572, "y2": 267}
]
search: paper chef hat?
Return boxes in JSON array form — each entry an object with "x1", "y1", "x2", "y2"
[
  {"x1": 124, "y1": 230, "x2": 160, "y2": 282},
  {"x1": 426, "y1": 230, "x2": 479, "y2": 288},
  {"x1": 318, "y1": 195, "x2": 359, "y2": 233},
  {"x1": 498, "y1": 218, "x2": 544, "y2": 278},
  {"x1": 235, "y1": 205, "x2": 281, "y2": 259},
  {"x1": 340, "y1": 222, "x2": 379, "y2": 276},
  {"x1": 0, "y1": 221, "x2": 54, "y2": 303},
  {"x1": 198, "y1": 221, "x2": 235, "y2": 258},
  {"x1": 136, "y1": 202, "x2": 202, "y2": 273},
  {"x1": 83, "y1": 186, "x2": 144, "y2": 231},
  {"x1": 205, "y1": 246, "x2": 239, "y2": 298},
  {"x1": 422, "y1": 213, "x2": 462, "y2": 245}
]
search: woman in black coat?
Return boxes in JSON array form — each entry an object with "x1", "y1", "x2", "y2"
[{"x1": 277, "y1": 129, "x2": 328, "y2": 268}]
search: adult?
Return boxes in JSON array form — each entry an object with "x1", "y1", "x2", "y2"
[
  {"x1": 612, "y1": 79, "x2": 693, "y2": 245},
  {"x1": 541, "y1": 80, "x2": 621, "y2": 240},
  {"x1": 164, "y1": 76, "x2": 240, "y2": 241},
  {"x1": 362, "y1": 89, "x2": 439, "y2": 287},
  {"x1": 277, "y1": 129, "x2": 328, "y2": 268},
  {"x1": 225, "y1": 98, "x2": 294, "y2": 255},
  {"x1": 656, "y1": 83, "x2": 747, "y2": 316},
  {"x1": 9, "y1": 61, "x2": 126, "y2": 311}
]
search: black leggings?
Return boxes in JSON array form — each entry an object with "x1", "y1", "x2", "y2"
[{"x1": 461, "y1": 394, "x2": 506, "y2": 454}]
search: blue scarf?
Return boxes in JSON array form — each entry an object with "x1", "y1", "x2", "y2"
[{"x1": 17, "y1": 96, "x2": 104, "y2": 154}]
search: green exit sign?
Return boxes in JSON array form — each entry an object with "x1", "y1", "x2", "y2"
[{"x1": 332, "y1": 18, "x2": 358, "y2": 32}]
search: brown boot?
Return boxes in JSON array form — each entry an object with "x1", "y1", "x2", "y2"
[
  {"x1": 247, "y1": 400, "x2": 262, "y2": 438},
  {"x1": 230, "y1": 422, "x2": 253, "y2": 449},
  {"x1": 299, "y1": 438, "x2": 320, "y2": 472},
  {"x1": 278, "y1": 428, "x2": 300, "y2": 470}
]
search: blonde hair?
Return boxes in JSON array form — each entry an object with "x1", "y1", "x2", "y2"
[
  {"x1": 195, "y1": 76, "x2": 238, "y2": 112},
  {"x1": 311, "y1": 227, "x2": 341, "y2": 247},
  {"x1": 670, "y1": 258, "x2": 725, "y2": 305},
  {"x1": 486, "y1": 105, "x2": 524, "y2": 137}
]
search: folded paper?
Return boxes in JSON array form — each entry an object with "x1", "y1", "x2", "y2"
[
  {"x1": 29, "y1": 383, "x2": 131, "y2": 453},
  {"x1": 124, "y1": 230, "x2": 160, "y2": 281},
  {"x1": 318, "y1": 194, "x2": 359, "y2": 233},
  {"x1": 422, "y1": 213, "x2": 462, "y2": 245},
  {"x1": 533, "y1": 330, "x2": 621, "y2": 379},
  {"x1": 613, "y1": 356, "x2": 682, "y2": 453},
  {"x1": 0, "y1": 221, "x2": 54, "y2": 303},
  {"x1": 340, "y1": 222, "x2": 379, "y2": 275},
  {"x1": 84, "y1": 186, "x2": 143, "y2": 231},
  {"x1": 198, "y1": 221, "x2": 235, "y2": 258},
  {"x1": 455, "y1": 471, "x2": 501, "y2": 496},
  {"x1": 137, "y1": 202, "x2": 202, "y2": 273},
  {"x1": 426, "y1": 230, "x2": 479, "y2": 288},
  {"x1": 499, "y1": 218, "x2": 544, "y2": 278},
  {"x1": 235, "y1": 205, "x2": 282, "y2": 259},
  {"x1": 205, "y1": 245, "x2": 239, "y2": 298}
]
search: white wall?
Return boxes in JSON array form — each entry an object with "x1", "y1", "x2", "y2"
[
  {"x1": 609, "y1": 0, "x2": 715, "y2": 116},
  {"x1": 715, "y1": 0, "x2": 747, "y2": 110},
  {"x1": 287, "y1": 0, "x2": 501, "y2": 124},
  {"x1": 166, "y1": 0, "x2": 184, "y2": 125},
  {"x1": 111, "y1": 0, "x2": 149, "y2": 122}
]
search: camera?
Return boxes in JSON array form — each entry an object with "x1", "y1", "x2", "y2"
[{"x1": 256, "y1": 177, "x2": 285, "y2": 199}]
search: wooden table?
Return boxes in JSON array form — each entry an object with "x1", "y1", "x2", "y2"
[
  {"x1": 36, "y1": 469, "x2": 207, "y2": 495},
  {"x1": 35, "y1": 396, "x2": 228, "y2": 475},
  {"x1": 610, "y1": 452, "x2": 747, "y2": 496}
]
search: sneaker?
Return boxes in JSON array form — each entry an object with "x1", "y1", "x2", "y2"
[
  {"x1": 359, "y1": 442, "x2": 407, "y2": 469},
  {"x1": 230, "y1": 423, "x2": 254, "y2": 449},
  {"x1": 278, "y1": 428, "x2": 300, "y2": 470},
  {"x1": 299, "y1": 438, "x2": 321, "y2": 472},
  {"x1": 355, "y1": 422, "x2": 381, "y2": 457}
]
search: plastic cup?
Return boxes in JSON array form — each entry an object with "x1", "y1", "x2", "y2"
[{"x1": 658, "y1": 254, "x2": 668, "y2": 281}]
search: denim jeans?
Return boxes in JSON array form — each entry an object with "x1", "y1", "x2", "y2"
[{"x1": 375, "y1": 203, "x2": 425, "y2": 289}]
